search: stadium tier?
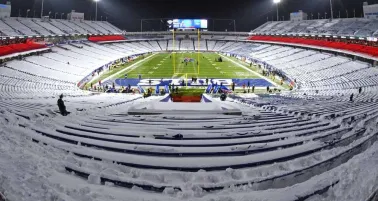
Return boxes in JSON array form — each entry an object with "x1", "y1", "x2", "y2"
[
  {"x1": 1, "y1": 16, "x2": 378, "y2": 201},
  {"x1": 0, "y1": 17, "x2": 123, "y2": 37},
  {"x1": 252, "y1": 18, "x2": 378, "y2": 37}
]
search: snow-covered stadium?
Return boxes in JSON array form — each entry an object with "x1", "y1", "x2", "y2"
[{"x1": 1, "y1": 1, "x2": 378, "y2": 201}]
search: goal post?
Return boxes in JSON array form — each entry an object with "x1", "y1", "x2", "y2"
[
  {"x1": 171, "y1": 29, "x2": 202, "y2": 78},
  {"x1": 197, "y1": 29, "x2": 200, "y2": 75},
  {"x1": 172, "y1": 29, "x2": 176, "y2": 74}
]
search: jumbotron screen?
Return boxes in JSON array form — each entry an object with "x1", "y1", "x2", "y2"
[{"x1": 168, "y1": 19, "x2": 208, "y2": 29}]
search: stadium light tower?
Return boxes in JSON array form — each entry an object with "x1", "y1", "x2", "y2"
[
  {"x1": 273, "y1": 0, "x2": 281, "y2": 21},
  {"x1": 329, "y1": 0, "x2": 334, "y2": 20},
  {"x1": 41, "y1": 0, "x2": 44, "y2": 18},
  {"x1": 94, "y1": 0, "x2": 100, "y2": 21}
]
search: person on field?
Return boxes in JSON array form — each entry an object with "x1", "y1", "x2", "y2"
[
  {"x1": 252, "y1": 85, "x2": 255, "y2": 93},
  {"x1": 57, "y1": 94, "x2": 69, "y2": 116}
]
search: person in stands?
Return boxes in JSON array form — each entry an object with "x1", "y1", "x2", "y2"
[
  {"x1": 57, "y1": 94, "x2": 69, "y2": 116},
  {"x1": 359, "y1": 87, "x2": 362, "y2": 94},
  {"x1": 350, "y1": 93, "x2": 354, "y2": 102},
  {"x1": 252, "y1": 85, "x2": 255, "y2": 93},
  {"x1": 267, "y1": 86, "x2": 270, "y2": 93}
]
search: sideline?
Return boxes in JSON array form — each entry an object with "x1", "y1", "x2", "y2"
[
  {"x1": 218, "y1": 53, "x2": 282, "y2": 89},
  {"x1": 100, "y1": 53, "x2": 158, "y2": 84}
]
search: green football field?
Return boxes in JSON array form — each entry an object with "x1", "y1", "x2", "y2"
[{"x1": 117, "y1": 52, "x2": 259, "y2": 79}]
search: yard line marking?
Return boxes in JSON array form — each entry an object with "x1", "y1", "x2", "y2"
[
  {"x1": 100, "y1": 53, "x2": 157, "y2": 83},
  {"x1": 217, "y1": 53, "x2": 281, "y2": 88}
]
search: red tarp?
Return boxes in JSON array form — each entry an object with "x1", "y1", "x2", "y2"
[
  {"x1": 0, "y1": 40, "x2": 47, "y2": 57},
  {"x1": 248, "y1": 35, "x2": 378, "y2": 57},
  {"x1": 88, "y1": 35, "x2": 126, "y2": 42}
]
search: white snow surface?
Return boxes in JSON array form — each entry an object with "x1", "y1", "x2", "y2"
[
  {"x1": 1, "y1": 118, "x2": 378, "y2": 201},
  {"x1": 0, "y1": 93, "x2": 378, "y2": 201}
]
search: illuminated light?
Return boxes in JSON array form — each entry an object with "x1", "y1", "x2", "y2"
[{"x1": 273, "y1": 0, "x2": 281, "y2": 3}]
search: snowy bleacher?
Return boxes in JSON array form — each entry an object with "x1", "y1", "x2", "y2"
[
  {"x1": 252, "y1": 18, "x2": 378, "y2": 37},
  {"x1": 226, "y1": 42, "x2": 378, "y2": 97},
  {"x1": 180, "y1": 39, "x2": 194, "y2": 51},
  {"x1": 0, "y1": 17, "x2": 122, "y2": 37},
  {"x1": 1, "y1": 88, "x2": 377, "y2": 201},
  {"x1": 0, "y1": 27, "x2": 378, "y2": 201}
]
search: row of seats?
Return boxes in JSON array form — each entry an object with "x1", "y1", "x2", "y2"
[
  {"x1": 0, "y1": 17, "x2": 123, "y2": 37},
  {"x1": 4, "y1": 91, "x2": 375, "y2": 201},
  {"x1": 252, "y1": 18, "x2": 378, "y2": 37},
  {"x1": 0, "y1": 40, "x2": 184, "y2": 99},
  {"x1": 0, "y1": 41, "x2": 47, "y2": 56},
  {"x1": 88, "y1": 35, "x2": 126, "y2": 42},
  {"x1": 220, "y1": 41, "x2": 378, "y2": 97},
  {"x1": 249, "y1": 35, "x2": 378, "y2": 57}
]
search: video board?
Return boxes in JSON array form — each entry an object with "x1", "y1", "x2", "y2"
[{"x1": 167, "y1": 19, "x2": 208, "y2": 29}]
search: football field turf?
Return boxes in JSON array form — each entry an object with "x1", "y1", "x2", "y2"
[{"x1": 117, "y1": 52, "x2": 259, "y2": 79}]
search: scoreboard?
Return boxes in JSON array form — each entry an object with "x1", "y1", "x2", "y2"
[{"x1": 167, "y1": 19, "x2": 208, "y2": 29}]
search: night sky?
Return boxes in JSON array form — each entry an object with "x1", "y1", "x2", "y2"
[{"x1": 0, "y1": 0, "x2": 375, "y2": 32}]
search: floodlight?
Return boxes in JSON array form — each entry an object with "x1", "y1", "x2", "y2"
[
  {"x1": 273, "y1": 0, "x2": 281, "y2": 21},
  {"x1": 93, "y1": 0, "x2": 100, "y2": 21}
]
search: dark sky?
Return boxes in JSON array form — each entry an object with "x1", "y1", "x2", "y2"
[{"x1": 0, "y1": 0, "x2": 375, "y2": 32}]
